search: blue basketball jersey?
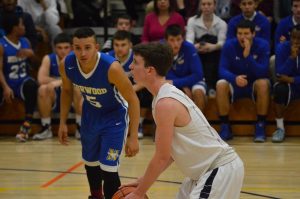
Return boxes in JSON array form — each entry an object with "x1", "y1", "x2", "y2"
[
  {"x1": 64, "y1": 51, "x2": 128, "y2": 116},
  {"x1": 48, "y1": 53, "x2": 60, "y2": 78},
  {"x1": 107, "y1": 49, "x2": 133, "y2": 75},
  {"x1": 0, "y1": 36, "x2": 30, "y2": 88}
]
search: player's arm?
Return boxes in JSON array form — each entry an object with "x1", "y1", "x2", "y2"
[
  {"x1": 38, "y1": 55, "x2": 61, "y2": 85},
  {"x1": 0, "y1": 45, "x2": 14, "y2": 103},
  {"x1": 108, "y1": 61, "x2": 140, "y2": 156},
  {"x1": 132, "y1": 98, "x2": 175, "y2": 197},
  {"x1": 58, "y1": 58, "x2": 74, "y2": 145}
]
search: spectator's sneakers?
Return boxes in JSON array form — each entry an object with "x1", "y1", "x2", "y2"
[
  {"x1": 138, "y1": 123, "x2": 144, "y2": 139},
  {"x1": 75, "y1": 124, "x2": 81, "y2": 140},
  {"x1": 33, "y1": 124, "x2": 53, "y2": 140},
  {"x1": 16, "y1": 121, "x2": 31, "y2": 142},
  {"x1": 272, "y1": 128, "x2": 285, "y2": 143},
  {"x1": 254, "y1": 122, "x2": 266, "y2": 142},
  {"x1": 219, "y1": 123, "x2": 233, "y2": 141}
]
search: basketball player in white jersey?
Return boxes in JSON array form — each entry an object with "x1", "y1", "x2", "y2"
[{"x1": 123, "y1": 42, "x2": 244, "y2": 199}]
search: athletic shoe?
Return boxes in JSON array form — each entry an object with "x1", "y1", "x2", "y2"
[
  {"x1": 138, "y1": 123, "x2": 144, "y2": 139},
  {"x1": 219, "y1": 123, "x2": 233, "y2": 141},
  {"x1": 75, "y1": 124, "x2": 81, "y2": 140},
  {"x1": 272, "y1": 128, "x2": 285, "y2": 143},
  {"x1": 33, "y1": 125, "x2": 53, "y2": 140},
  {"x1": 253, "y1": 122, "x2": 266, "y2": 142},
  {"x1": 16, "y1": 122, "x2": 31, "y2": 142}
]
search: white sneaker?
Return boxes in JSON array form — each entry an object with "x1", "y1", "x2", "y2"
[
  {"x1": 33, "y1": 126, "x2": 53, "y2": 140},
  {"x1": 75, "y1": 128, "x2": 81, "y2": 140}
]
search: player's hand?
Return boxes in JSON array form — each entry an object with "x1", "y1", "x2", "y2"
[
  {"x1": 279, "y1": 35, "x2": 287, "y2": 43},
  {"x1": 58, "y1": 123, "x2": 69, "y2": 145},
  {"x1": 243, "y1": 39, "x2": 251, "y2": 58},
  {"x1": 16, "y1": 49, "x2": 32, "y2": 58},
  {"x1": 236, "y1": 75, "x2": 248, "y2": 87},
  {"x1": 125, "y1": 134, "x2": 139, "y2": 157},
  {"x1": 3, "y1": 85, "x2": 14, "y2": 103},
  {"x1": 125, "y1": 192, "x2": 144, "y2": 199}
]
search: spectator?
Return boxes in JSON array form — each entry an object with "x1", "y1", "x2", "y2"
[
  {"x1": 18, "y1": 0, "x2": 62, "y2": 42},
  {"x1": 272, "y1": 25, "x2": 300, "y2": 143},
  {"x1": 226, "y1": 0, "x2": 271, "y2": 43},
  {"x1": 33, "y1": 33, "x2": 83, "y2": 140},
  {"x1": 0, "y1": 13, "x2": 38, "y2": 142},
  {"x1": 274, "y1": 0, "x2": 300, "y2": 49},
  {"x1": 186, "y1": 0, "x2": 227, "y2": 97},
  {"x1": 0, "y1": 0, "x2": 39, "y2": 49},
  {"x1": 122, "y1": 0, "x2": 151, "y2": 26},
  {"x1": 101, "y1": 14, "x2": 141, "y2": 53},
  {"x1": 141, "y1": 0, "x2": 185, "y2": 43},
  {"x1": 216, "y1": 20, "x2": 270, "y2": 142},
  {"x1": 165, "y1": 24, "x2": 206, "y2": 110},
  {"x1": 107, "y1": 30, "x2": 150, "y2": 139}
]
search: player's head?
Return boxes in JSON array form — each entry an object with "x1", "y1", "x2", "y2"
[
  {"x1": 2, "y1": 0, "x2": 18, "y2": 12},
  {"x1": 131, "y1": 42, "x2": 173, "y2": 84},
  {"x1": 2, "y1": 12, "x2": 25, "y2": 37},
  {"x1": 53, "y1": 33, "x2": 72, "y2": 60},
  {"x1": 236, "y1": 19, "x2": 256, "y2": 47},
  {"x1": 72, "y1": 27, "x2": 99, "y2": 65},
  {"x1": 164, "y1": 24, "x2": 184, "y2": 56},
  {"x1": 291, "y1": 25, "x2": 300, "y2": 47},
  {"x1": 113, "y1": 30, "x2": 132, "y2": 59},
  {"x1": 239, "y1": 0, "x2": 258, "y2": 18},
  {"x1": 292, "y1": 0, "x2": 300, "y2": 19},
  {"x1": 115, "y1": 14, "x2": 132, "y2": 31}
]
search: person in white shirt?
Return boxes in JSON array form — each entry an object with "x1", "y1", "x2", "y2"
[
  {"x1": 123, "y1": 42, "x2": 244, "y2": 199},
  {"x1": 18, "y1": 0, "x2": 62, "y2": 42}
]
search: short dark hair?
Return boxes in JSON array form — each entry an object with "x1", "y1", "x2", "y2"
[
  {"x1": 113, "y1": 30, "x2": 132, "y2": 42},
  {"x1": 236, "y1": 19, "x2": 256, "y2": 33},
  {"x1": 165, "y1": 24, "x2": 184, "y2": 39},
  {"x1": 115, "y1": 14, "x2": 132, "y2": 25},
  {"x1": 73, "y1": 27, "x2": 96, "y2": 40},
  {"x1": 132, "y1": 42, "x2": 173, "y2": 77},
  {"x1": 54, "y1": 32, "x2": 72, "y2": 45},
  {"x1": 2, "y1": 12, "x2": 22, "y2": 35}
]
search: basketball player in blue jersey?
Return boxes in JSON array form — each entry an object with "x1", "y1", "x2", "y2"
[
  {"x1": 124, "y1": 42, "x2": 244, "y2": 199},
  {"x1": 58, "y1": 27, "x2": 140, "y2": 199},
  {"x1": 33, "y1": 33, "x2": 83, "y2": 140},
  {"x1": 107, "y1": 30, "x2": 151, "y2": 139},
  {"x1": 0, "y1": 13, "x2": 38, "y2": 142}
]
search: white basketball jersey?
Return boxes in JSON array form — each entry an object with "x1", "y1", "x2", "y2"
[{"x1": 152, "y1": 83, "x2": 238, "y2": 180}]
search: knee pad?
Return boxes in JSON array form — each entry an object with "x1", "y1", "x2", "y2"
[{"x1": 273, "y1": 83, "x2": 289, "y2": 105}]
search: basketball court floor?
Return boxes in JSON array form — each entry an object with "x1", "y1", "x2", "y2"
[{"x1": 0, "y1": 136, "x2": 299, "y2": 199}]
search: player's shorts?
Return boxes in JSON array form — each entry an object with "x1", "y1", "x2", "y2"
[
  {"x1": 176, "y1": 156, "x2": 244, "y2": 199},
  {"x1": 273, "y1": 82, "x2": 300, "y2": 106},
  {"x1": 192, "y1": 80, "x2": 207, "y2": 95},
  {"x1": 217, "y1": 79, "x2": 270, "y2": 102},
  {"x1": 81, "y1": 107, "x2": 128, "y2": 172},
  {"x1": 52, "y1": 87, "x2": 61, "y2": 112},
  {"x1": 10, "y1": 77, "x2": 34, "y2": 100}
]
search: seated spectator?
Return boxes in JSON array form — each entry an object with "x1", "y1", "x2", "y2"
[
  {"x1": 0, "y1": 13, "x2": 38, "y2": 142},
  {"x1": 101, "y1": 14, "x2": 141, "y2": 53},
  {"x1": 226, "y1": 0, "x2": 271, "y2": 43},
  {"x1": 186, "y1": 0, "x2": 227, "y2": 97},
  {"x1": 216, "y1": 20, "x2": 270, "y2": 142},
  {"x1": 272, "y1": 25, "x2": 300, "y2": 143},
  {"x1": 33, "y1": 33, "x2": 83, "y2": 140},
  {"x1": 18, "y1": 0, "x2": 62, "y2": 43},
  {"x1": 274, "y1": 0, "x2": 300, "y2": 50},
  {"x1": 165, "y1": 24, "x2": 206, "y2": 110},
  {"x1": 141, "y1": 0, "x2": 185, "y2": 43},
  {"x1": 0, "y1": 0, "x2": 39, "y2": 49},
  {"x1": 107, "y1": 30, "x2": 151, "y2": 139}
]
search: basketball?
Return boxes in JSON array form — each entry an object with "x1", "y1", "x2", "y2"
[{"x1": 112, "y1": 186, "x2": 149, "y2": 199}]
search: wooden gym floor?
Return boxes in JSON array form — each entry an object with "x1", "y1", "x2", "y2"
[{"x1": 0, "y1": 136, "x2": 299, "y2": 199}]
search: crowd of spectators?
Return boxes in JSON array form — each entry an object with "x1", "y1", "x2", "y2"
[{"x1": 0, "y1": 0, "x2": 299, "y2": 144}]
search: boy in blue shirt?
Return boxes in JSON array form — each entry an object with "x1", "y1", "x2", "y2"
[
  {"x1": 217, "y1": 20, "x2": 270, "y2": 142},
  {"x1": 165, "y1": 24, "x2": 207, "y2": 110},
  {"x1": 272, "y1": 25, "x2": 300, "y2": 143}
]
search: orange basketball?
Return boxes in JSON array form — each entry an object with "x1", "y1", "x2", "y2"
[{"x1": 112, "y1": 186, "x2": 149, "y2": 199}]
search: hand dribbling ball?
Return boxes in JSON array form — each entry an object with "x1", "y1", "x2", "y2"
[{"x1": 112, "y1": 186, "x2": 149, "y2": 199}]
